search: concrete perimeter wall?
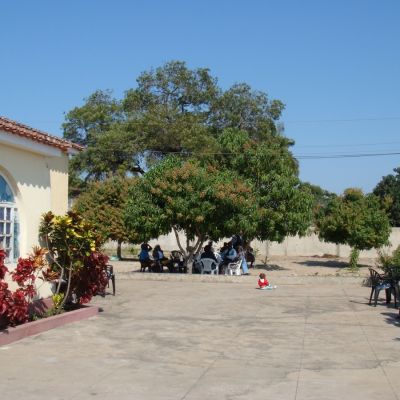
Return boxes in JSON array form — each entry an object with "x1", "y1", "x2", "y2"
[{"x1": 111, "y1": 228, "x2": 400, "y2": 260}]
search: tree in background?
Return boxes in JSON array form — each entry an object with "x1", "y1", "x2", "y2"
[
  {"x1": 373, "y1": 167, "x2": 400, "y2": 227},
  {"x1": 63, "y1": 90, "x2": 143, "y2": 196},
  {"x1": 124, "y1": 157, "x2": 257, "y2": 267},
  {"x1": 300, "y1": 182, "x2": 337, "y2": 222},
  {"x1": 209, "y1": 83, "x2": 284, "y2": 140},
  {"x1": 73, "y1": 177, "x2": 136, "y2": 260},
  {"x1": 64, "y1": 61, "x2": 312, "y2": 255},
  {"x1": 63, "y1": 61, "x2": 286, "y2": 194},
  {"x1": 122, "y1": 60, "x2": 219, "y2": 157},
  {"x1": 316, "y1": 188, "x2": 391, "y2": 269},
  {"x1": 213, "y1": 128, "x2": 313, "y2": 243}
]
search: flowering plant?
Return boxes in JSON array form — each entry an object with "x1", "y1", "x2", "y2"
[
  {"x1": 0, "y1": 247, "x2": 47, "y2": 327},
  {"x1": 39, "y1": 211, "x2": 109, "y2": 307}
]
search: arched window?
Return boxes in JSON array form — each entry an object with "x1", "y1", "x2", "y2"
[{"x1": 0, "y1": 175, "x2": 19, "y2": 262}]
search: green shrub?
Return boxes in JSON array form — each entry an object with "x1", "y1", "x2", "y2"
[{"x1": 377, "y1": 245, "x2": 400, "y2": 279}]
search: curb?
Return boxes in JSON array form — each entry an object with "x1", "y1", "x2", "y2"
[
  {"x1": 115, "y1": 272, "x2": 367, "y2": 285},
  {"x1": 0, "y1": 305, "x2": 99, "y2": 346}
]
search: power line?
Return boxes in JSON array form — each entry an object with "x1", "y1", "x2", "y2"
[
  {"x1": 75, "y1": 148, "x2": 400, "y2": 159},
  {"x1": 296, "y1": 152, "x2": 400, "y2": 159},
  {"x1": 13, "y1": 116, "x2": 400, "y2": 125},
  {"x1": 294, "y1": 141, "x2": 400, "y2": 149},
  {"x1": 285, "y1": 117, "x2": 400, "y2": 123}
]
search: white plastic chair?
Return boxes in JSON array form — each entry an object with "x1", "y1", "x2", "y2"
[
  {"x1": 200, "y1": 258, "x2": 219, "y2": 275},
  {"x1": 225, "y1": 259, "x2": 242, "y2": 276},
  {"x1": 192, "y1": 253, "x2": 202, "y2": 274}
]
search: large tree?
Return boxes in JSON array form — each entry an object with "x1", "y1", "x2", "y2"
[
  {"x1": 73, "y1": 176, "x2": 136, "y2": 259},
  {"x1": 373, "y1": 167, "x2": 400, "y2": 227},
  {"x1": 63, "y1": 61, "x2": 287, "y2": 194},
  {"x1": 213, "y1": 128, "x2": 313, "y2": 242},
  {"x1": 124, "y1": 157, "x2": 257, "y2": 266},
  {"x1": 316, "y1": 188, "x2": 391, "y2": 267},
  {"x1": 209, "y1": 83, "x2": 284, "y2": 140},
  {"x1": 63, "y1": 90, "x2": 143, "y2": 195},
  {"x1": 65, "y1": 61, "x2": 311, "y2": 251},
  {"x1": 300, "y1": 182, "x2": 337, "y2": 222}
]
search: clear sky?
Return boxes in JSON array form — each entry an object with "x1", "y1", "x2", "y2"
[{"x1": 1, "y1": 0, "x2": 399, "y2": 194}]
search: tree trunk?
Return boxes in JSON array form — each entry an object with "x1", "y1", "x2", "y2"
[
  {"x1": 172, "y1": 227, "x2": 205, "y2": 273},
  {"x1": 117, "y1": 240, "x2": 122, "y2": 260},
  {"x1": 349, "y1": 247, "x2": 360, "y2": 270}
]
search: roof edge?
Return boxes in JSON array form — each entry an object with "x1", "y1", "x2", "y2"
[{"x1": 0, "y1": 116, "x2": 84, "y2": 152}]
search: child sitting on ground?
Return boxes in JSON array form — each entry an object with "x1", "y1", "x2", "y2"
[{"x1": 258, "y1": 273, "x2": 277, "y2": 290}]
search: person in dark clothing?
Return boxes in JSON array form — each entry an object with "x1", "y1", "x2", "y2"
[
  {"x1": 139, "y1": 242, "x2": 152, "y2": 272},
  {"x1": 219, "y1": 242, "x2": 238, "y2": 274},
  {"x1": 231, "y1": 234, "x2": 243, "y2": 248},
  {"x1": 139, "y1": 242, "x2": 152, "y2": 261},
  {"x1": 219, "y1": 242, "x2": 229, "y2": 259},
  {"x1": 201, "y1": 244, "x2": 218, "y2": 262},
  {"x1": 244, "y1": 241, "x2": 255, "y2": 268},
  {"x1": 152, "y1": 245, "x2": 167, "y2": 272}
]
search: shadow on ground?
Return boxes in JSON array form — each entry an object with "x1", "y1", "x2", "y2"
[
  {"x1": 253, "y1": 263, "x2": 288, "y2": 271},
  {"x1": 296, "y1": 260, "x2": 370, "y2": 269},
  {"x1": 381, "y1": 312, "x2": 400, "y2": 327}
]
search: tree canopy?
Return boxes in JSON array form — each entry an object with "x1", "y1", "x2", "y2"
[
  {"x1": 73, "y1": 176, "x2": 136, "y2": 259},
  {"x1": 300, "y1": 182, "x2": 337, "y2": 222},
  {"x1": 63, "y1": 61, "x2": 286, "y2": 194},
  {"x1": 316, "y1": 188, "x2": 390, "y2": 264},
  {"x1": 212, "y1": 128, "x2": 313, "y2": 242},
  {"x1": 66, "y1": 61, "x2": 315, "y2": 257},
  {"x1": 124, "y1": 157, "x2": 257, "y2": 262},
  {"x1": 373, "y1": 167, "x2": 400, "y2": 227},
  {"x1": 63, "y1": 90, "x2": 142, "y2": 195}
]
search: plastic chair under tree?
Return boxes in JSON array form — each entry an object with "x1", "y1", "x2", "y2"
[
  {"x1": 200, "y1": 258, "x2": 218, "y2": 275},
  {"x1": 368, "y1": 268, "x2": 396, "y2": 307},
  {"x1": 225, "y1": 259, "x2": 243, "y2": 276},
  {"x1": 103, "y1": 264, "x2": 116, "y2": 296},
  {"x1": 170, "y1": 250, "x2": 187, "y2": 273}
]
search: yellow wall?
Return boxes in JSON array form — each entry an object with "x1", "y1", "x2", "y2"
[
  {"x1": 0, "y1": 142, "x2": 69, "y2": 260},
  {"x1": 48, "y1": 155, "x2": 69, "y2": 215}
]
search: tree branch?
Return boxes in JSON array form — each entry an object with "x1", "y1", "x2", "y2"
[{"x1": 172, "y1": 226, "x2": 186, "y2": 255}]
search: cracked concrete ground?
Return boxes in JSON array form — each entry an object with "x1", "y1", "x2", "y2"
[{"x1": 0, "y1": 274, "x2": 399, "y2": 400}]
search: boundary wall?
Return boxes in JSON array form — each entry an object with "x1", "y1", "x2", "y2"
[{"x1": 110, "y1": 228, "x2": 400, "y2": 259}]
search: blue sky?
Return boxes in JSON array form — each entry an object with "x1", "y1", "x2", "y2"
[{"x1": 1, "y1": 0, "x2": 399, "y2": 194}]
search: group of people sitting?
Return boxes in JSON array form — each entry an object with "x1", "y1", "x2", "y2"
[
  {"x1": 139, "y1": 243, "x2": 170, "y2": 273},
  {"x1": 198, "y1": 236, "x2": 254, "y2": 275},
  {"x1": 138, "y1": 234, "x2": 255, "y2": 275}
]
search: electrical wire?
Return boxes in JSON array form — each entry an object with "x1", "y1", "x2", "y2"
[
  {"x1": 296, "y1": 152, "x2": 400, "y2": 159},
  {"x1": 72, "y1": 148, "x2": 400, "y2": 159},
  {"x1": 284, "y1": 117, "x2": 400, "y2": 123}
]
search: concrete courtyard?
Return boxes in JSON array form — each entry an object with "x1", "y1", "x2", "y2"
[{"x1": 0, "y1": 273, "x2": 399, "y2": 400}]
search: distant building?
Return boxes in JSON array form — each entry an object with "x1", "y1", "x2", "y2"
[{"x1": 0, "y1": 116, "x2": 82, "y2": 265}]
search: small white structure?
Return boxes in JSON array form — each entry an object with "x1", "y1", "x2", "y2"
[{"x1": 0, "y1": 116, "x2": 82, "y2": 266}]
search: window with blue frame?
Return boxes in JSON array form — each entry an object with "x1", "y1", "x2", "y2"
[{"x1": 0, "y1": 175, "x2": 19, "y2": 262}]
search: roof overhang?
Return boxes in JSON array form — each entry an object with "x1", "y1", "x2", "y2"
[
  {"x1": 0, "y1": 116, "x2": 84, "y2": 156},
  {"x1": 0, "y1": 129, "x2": 63, "y2": 157}
]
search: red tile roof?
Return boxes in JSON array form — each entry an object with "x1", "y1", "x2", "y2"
[{"x1": 0, "y1": 116, "x2": 84, "y2": 153}]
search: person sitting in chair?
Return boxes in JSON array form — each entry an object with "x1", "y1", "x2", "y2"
[
  {"x1": 201, "y1": 244, "x2": 218, "y2": 262},
  {"x1": 152, "y1": 245, "x2": 168, "y2": 273},
  {"x1": 139, "y1": 242, "x2": 152, "y2": 272},
  {"x1": 225, "y1": 242, "x2": 238, "y2": 262},
  {"x1": 219, "y1": 242, "x2": 229, "y2": 260},
  {"x1": 219, "y1": 242, "x2": 238, "y2": 274}
]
